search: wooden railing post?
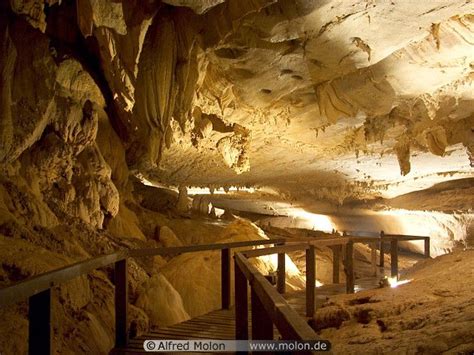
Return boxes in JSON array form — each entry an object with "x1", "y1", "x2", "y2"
[
  {"x1": 342, "y1": 231, "x2": 347, "y2": 262},
  {"x1": 221, "y1": 248, "x2": 231, "y2": 309},
  {"x1": 235, "y1": 261, "x2": 248, "y2": 340},
  {"x1": 390, "y1": 238, "x2": 398, "y2": 279},
  {"x1": 424, "y1": 237, "x2": 430, "y2": 258},
  {"x1": 115, "y1": 259, "x2": 128, "y2": 348},
  {"x1": 371, "y1": 243, "x2": 377, "y2": 276},
  {"x1": 345, "y1": 241, "x2": 354, "y2": 294},
  {"x1": 379, "y1": 230, "x2": 385, "y2": 267},
  {"x1": 306, "y1": 245, "x2": 315, "y2": 317},
  {"x1": 277, "y1": 252, "x2": 286, "y2": 294},
  {"x1": 29, "y1": 289, "x2": 52, "y2": 355},
  {"x1": 251, "y1": 288, "x2": 273, "y2": 340},
  {"x1": 332, "y1": 245, "x2": 340, "y2": 284}
]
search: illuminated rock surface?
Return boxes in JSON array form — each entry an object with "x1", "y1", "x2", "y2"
[
  {"x1": 315, "y1": 249, "x2": 474, "y2": 354},
  {"x1": 0, "y1": 0, "x2": 473, "y2": 353}
]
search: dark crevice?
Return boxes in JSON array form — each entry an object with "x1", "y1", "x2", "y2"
[{"x1": 44, "y1": 0, "x2": 128, "y2": 142}]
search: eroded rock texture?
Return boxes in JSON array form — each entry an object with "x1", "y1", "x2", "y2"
[
  {"x1": 7, "y1": 0, "x2": 472, "y2": 203},
  {"x1": 0, "y1": 0, "x2": 473, "y2": 353},
  {"x1": 150, "y1": 1, "x2": 473, "y2": 203}
]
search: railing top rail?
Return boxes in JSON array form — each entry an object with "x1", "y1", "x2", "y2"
[
  {"x1": 243, "y1": 243, "x2": 309, "y2": 258},
  {"x1": 309, "y1": 236, "x2": 350, "y2": 247},
  {"x1": 350, "y1": 236, "x2": 383, "y2": 243},
  {"x1": 0, "y1": 239, "x2": 284, "y2": 308},
  {"x1": 344, "y1": 231, "x2": 429, "y2": 241},
  {"x1": 128, "y1": 238, "x2": 285, "y2": 257},
  {"x1": 0, "y1": 251, "x2": 126, "y2": 307},
  {"x1": 344, "y1": 230, "x2": 381, "y2": 237},
  {"x1": 235, "y1": 253, "x2": 319, "y2": 340},
  {"x1": 383, "y1": 234, "x2": 430, "y2": 240},
  {"x1": 242, "y1": 237, "x2": 350, "y2": 258},
  {"x1": 0, "y1": 230, "x2": 429, "y2": 308}
]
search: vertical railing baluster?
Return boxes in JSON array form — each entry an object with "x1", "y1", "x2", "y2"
[
  {"x1": 29, "y1": 289, "x2": 52, "y2": 355},
  {"x1": 371, "y1": 243, "x2": 377, "y2": 276},
  {"x1": 277, "y1": 252, "x2": 286, "y2": 294},
  {"x1": 345, "y1": 241, "x2": 354, "y2": 294},
  {"x1": 379, "y1": 230, "x2": 385, "y2": 267},
  {"x1": 235, "y1": 260, "x2": 248, "y2": 340},
  {"x1": 424, "y1": 237, "x2": 430, "y2": 258},
  {"x1": 306, "y1": 245, "x2": 315, "y2": 317},
  {"x1": 115, "y1": 258, "x2": 128, "y2": 348},
  {"x1": 332, "y1": 245, "x2": 340, "y2": 284},
  {"x1": 390, "y1": 239, "x2": 399, "y2": 279},
  {"x1": 221, "y1": 248, "x2": 231, "y2": 309},
  {"x1": 251, "y1": 288, "x2": 273, "y2": 340},
  {"x1": 342, "y1": 231, "x2": 347, "y2": 262}
]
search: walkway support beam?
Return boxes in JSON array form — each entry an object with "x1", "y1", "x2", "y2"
[
  {"x1": 29, "y1": 289, "x2": 51, "y2": 355},
  {"x1": 306, "y1": 246, "x2": 315, "y2": 317},
  {"x1": 424, "y1": 237, "x2": 430, "y2": 258},
  {"x1": 371, "y1": 243, "x2": 377, "y2": 276},
  {"x1": 221, "y1": 248, "x2": 231, "y2": 309},
  {"x1": 391, "y1": 239, "x2": 399, "y2": 279},
  {"x1": 235, "y1": 261, "x2": 248, "y2": 340},
  {"x1": 379, "y1": 230, "x2": 385, "y2": 267},
  {"x1": 115, "y1": 259, "x2": 128, "y2": 348},
  {"x1": 251, "y1": 288, "x2": 273, "y2": 340},
  {"x1": 345, "y1": 241, "x2": 354, "y2": 294},
  {"x1": 332, "y1": 245, "x2": 340, "y2": 284},
  {"x1": 277, "y1": 252, "x2": 286, "y2": 294}
]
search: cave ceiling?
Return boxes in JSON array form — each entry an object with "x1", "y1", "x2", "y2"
[{"x1": 8, "y1": 0, "x2": 474, "y2": 203}]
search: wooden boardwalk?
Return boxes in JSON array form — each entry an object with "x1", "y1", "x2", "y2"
[
  {"x1": 0, "y1": 231, "x2": 430, "y2": 354},
  {"x1": 114, "y1": 310, "x2": 235, "y2": 354},
  {"x1": 113, "y1": 309, "x2": 251, "y2": 354},
  {"x1": 112, "y1": 277, "x2": 382, "y2": 354},
  {"x1": 113, "y1": 308, "x2": 281, "y2": 354}
]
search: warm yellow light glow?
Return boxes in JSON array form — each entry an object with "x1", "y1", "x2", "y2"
[
  {"x1": 257, "y1": 253, "x2": 324, "y2": 287},
  {"x1": 139, "y1": 177, "x2": 155, "y2": 186},
  {"x1": 187, "y1": 186, "x2": 256, "y2": 195},
  {"x1": 376, "y1": 208, "x2": 470, "y2": 257},
  {"x1": 288, "y1": 208, "x2": 335, "y2": 233},
  {"x1": 388, "y1": 277, "x2": 412, "y2": 288},
  {"x1": 214, "y1": 207, "x2": 225, "y2": 218},
  {"x1": 136, "y1": 174, "x2": 174, "y2": 189},
  {"x1": 260, "y1": 254, "x2": 300, "y2": 276}
]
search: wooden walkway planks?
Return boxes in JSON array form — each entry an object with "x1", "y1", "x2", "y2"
[
  {"x1": 112, "y1": 277, "x2": 382, "y2": 354},
  {"x1": 112, "y1": 309, "x2": 281, "y2": 354},
  {"x1": 111, "y1": 310, "x2": 237, "y2": 354}
]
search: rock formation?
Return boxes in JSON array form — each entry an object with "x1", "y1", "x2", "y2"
[{"x1": 0, "y1": 0, "x2": 473, "y2": 353}]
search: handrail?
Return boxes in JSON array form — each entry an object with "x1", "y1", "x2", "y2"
[
  {"x1": 383, "y1": 234, "x2": 430, "y2": 240},
  {"x1": 342, "y1": 231, "x2": 431, "y2": 276},
  {"x1": 0, "y1": 238, "x2": 285, "y2": 308},
  {"x1": 233, "y1": 236, "x2": 351, "y2": 346},
  {"x1": 343, "y1": 230, "x2": 429, "y2": 241},
  {"x1": 0, "y1": 251, "x2": 127, "y2": 308},
  {"x1": 242, "y1": 243, "x2": 309, "y2": 257},
  {"x1": 0, "y1": 238, "x2": 285, "y2": 355},
  {"x1": 0, "y1": 229, "x2": 430, "y2": 354},
  {"x1": 343, "y1": 230, "x2": 380, "y2": 237},
  {"x1": 240, "y1": 237, "x2": 351, "y2": 258},
  {"x1": 129, "y1": 238, "x2": 284, "y2": 257},
  {"x1": 233, "y1": 230, "x2": 433, "y2": 344},
  {"x1": 235, "y1": 253, "x2": 319, "y2": 340}
]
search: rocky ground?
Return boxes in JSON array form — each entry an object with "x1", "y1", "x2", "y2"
[{"x1": 314, "y1": 249, "x2": 474, "y2": 354}]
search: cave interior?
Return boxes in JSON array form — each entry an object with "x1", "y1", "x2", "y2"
[{"x1": 0, "y1": 0, "x2": 473, "y2": 354}]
